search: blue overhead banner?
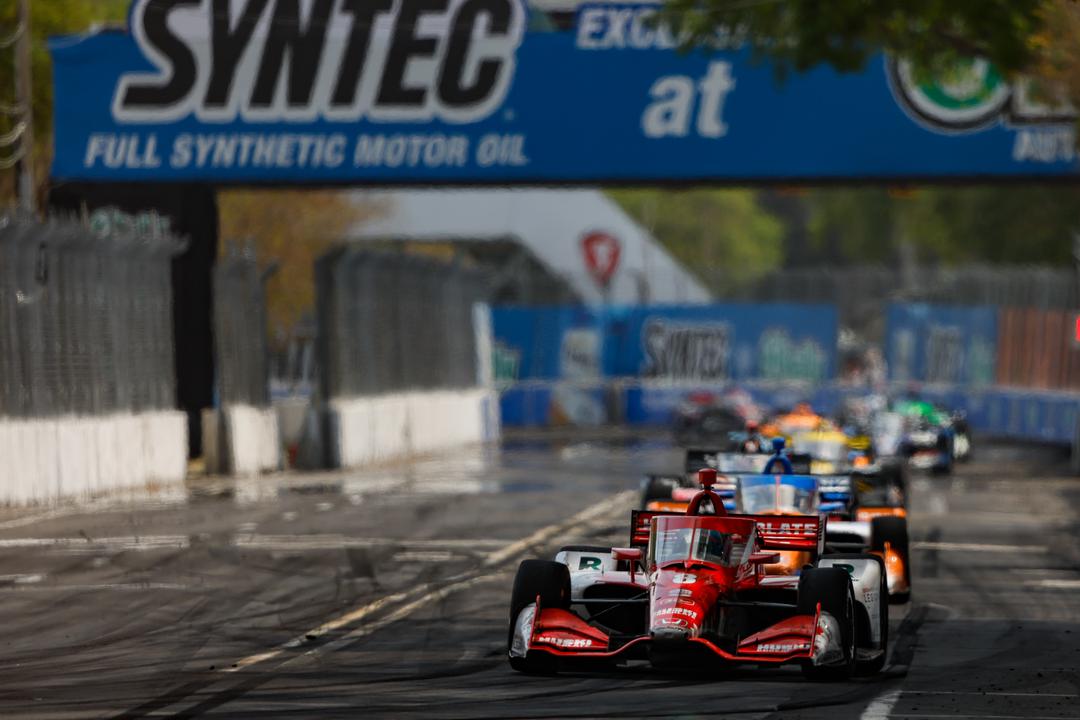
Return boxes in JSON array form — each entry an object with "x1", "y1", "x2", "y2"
[{"x1": 50, "y1": 1, "x2": 1080, "y2": 184}]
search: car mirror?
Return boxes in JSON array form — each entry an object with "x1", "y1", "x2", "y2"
[
  {"x1": 749, "y1": 552, "x2": 780, "y2": 565},
  {"x1": 612, "y1": 548, "x2": 642, "y2": 563},
  {"x1": 612, "y1": 547, "x2": 643, "y2": 582}
]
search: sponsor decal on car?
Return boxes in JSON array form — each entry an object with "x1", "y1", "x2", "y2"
[
  {"x1": 756, "y1": 520, "x2": 817, "y2": 535},
  {"x1": 656, "y1": 607, "x2": 699, "y2": 620},
  {"x1": 537, "y1": 636, "x2": 593, "y2": 649},
  {"x1": 755, "y1": 642, "x2": 810, "y2": 653}
]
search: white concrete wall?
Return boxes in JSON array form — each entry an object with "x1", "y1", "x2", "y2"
[
  {"x1": 228, "y1": 405, "x2": 281, "y2": 476},
  {"x1": 329, "y1": 388, "x2": 497, "y2": 469},
  {"x1": 202, "y1": 405, "x2": 281, "y2": 476},
  {"x1": 0, "y1": 411, "x2": 188, "y2": 506}
]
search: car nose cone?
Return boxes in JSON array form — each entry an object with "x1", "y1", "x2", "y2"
[{"x1": 651, "y1": 626, "x2": 690, "y2": 642}]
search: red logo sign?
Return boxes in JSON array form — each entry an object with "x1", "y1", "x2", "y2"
[{"x1": 581, "y1": 231, "x2": 621, "y2": 288}]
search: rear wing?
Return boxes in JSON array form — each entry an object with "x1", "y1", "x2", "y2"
[
  {"x1": 748, "y1": 514, "x2": 825, "y2": 554},
  {"x1": 817, "y1": 475, "x2": 854, "y2": 511},
  {"x1": 685, "y1": 449, "x2": 813, "y2": 475},
  {"x1": 630, "y1": 510, "x2": 826, "y2": 555}
]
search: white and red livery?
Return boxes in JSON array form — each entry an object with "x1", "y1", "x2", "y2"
[{"x1": 508, "y1": 469, "x2": 889, "y2": 680}]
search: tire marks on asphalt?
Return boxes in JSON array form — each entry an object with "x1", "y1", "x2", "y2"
[{"x1": 112, "y1": 490, "x2": 637, "y2": 718}]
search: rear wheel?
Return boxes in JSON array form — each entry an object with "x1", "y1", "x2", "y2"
[
  {"x1": 859, "y1": 556, "x2": 890, "y2": 675},
  {"x1": 932, "y1": 434, "x2": 954, "y2": 475},
  {"x1": 508, "y1": 560, "x2": 570, "y2": 674},
  {"x1": 871, "y1": 516, "x2": 911, "y2": 603},
  {"x1": 820, "y1": 554, "x2": 889, "y2": 676},
  {"x1": 641, "y1": 476, "x2": 679, "y2": 508},
  {"x1": 954, "y1": 430, "x2": 972, "y2": 462},
  {"x1": 850, "y1": 555, "x2": 889, "y2": 676},
  {"x1": 798, "y1": 567, "x2": 856, "y2": 681}
]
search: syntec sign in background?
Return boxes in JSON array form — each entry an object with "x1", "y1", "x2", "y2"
[{"x1": 51, "y1": 0, "x2": 1080, "y2": 183}]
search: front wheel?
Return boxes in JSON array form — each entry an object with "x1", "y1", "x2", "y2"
[
  {"x1": 508, "y1": 560, "x2": 570, "y2": 674},
  {"x1": 798, "y1": 567, "x2": 856, "y2": 681}
]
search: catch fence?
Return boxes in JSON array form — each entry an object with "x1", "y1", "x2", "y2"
[
  {"x1": 0, "y1": 211, "x2": 184, "y2": 418},
  {"x1": 314, "y1": 248, "x2": 485, "y2": 400},
  {"x1": 213, "y1": 246, "x2": 272, "y2": 407}
]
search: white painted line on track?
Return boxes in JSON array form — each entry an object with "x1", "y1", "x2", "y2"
[
  {"x1": 912, "y1": 541, "x2": 1048, "y2": 554},
  {"x1": 0, "y1": 536, "x2": 190, "y2": 550},
  {"x1": 307, "y1": 574, "x2": 499, "y2": 655},
  {"x1": 861, "y1": 689, "x2": 901, "y2": 720},
  {"x1": 0, "y1": 534, "x2": 514, "y2": 553},
  {"x1": 1025, "y1": 579, "x2": 1080, "y2": 589},
  {"x1": 482, "y1": 490, "x2": 636, "y2": 567},
  {"x1": 391, "y1": 551, "x2": 458, "y2": 563},
  {"x1": 903, "y1": 691, "x2": 1080, "y2": 699},
  {"x1": 222, "y1": 490, "x2": 636, "y2": 674},
  {"x1": 0, "y1": 573, "x2": 44, "y2": 584},
  {"x1": 236, "y1": 535, "x2": 507, "y2": 551},
  {"x1": 887, "y1": 715, "x2": 1080, "y2": 720},
  {"x1": 0, "y1": 507, "x2": 77, "y2": 530},
  {"x1": 0, "y1": 582, "x2": 190, "y2": 592}
]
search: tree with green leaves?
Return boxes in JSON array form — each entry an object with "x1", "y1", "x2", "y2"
[
  {"x1": 659, "y1": 0, "x2": 1049, "y2": 78},
  {"x1": 608, "y1": 188, "x2": 785, "y2": 286},
  {"x1": 804, "y1": 185, "x2": 1080, "y2": 266},
  {"x1": 0, "y1": 0, "x2": 128, "y2": 203}
]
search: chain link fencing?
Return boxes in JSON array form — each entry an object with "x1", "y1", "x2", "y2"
[
  {"x1": 314, "y1": 248, "x2": 485, "y2": 400},
  {"x1": 213, "y1": 246, "x2": 272, "y2": 408},
  {"x1": 0, "y1": 210, "x2": 185, "y2": 419}
]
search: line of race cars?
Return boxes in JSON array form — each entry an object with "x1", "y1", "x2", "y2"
[{"x1": 506, "y1": 392, "x2": 968, "y2": 681}]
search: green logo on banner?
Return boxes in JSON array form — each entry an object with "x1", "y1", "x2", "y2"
[{"x1": 890, "y1": 57, "x2": 1011, "y2": 132}]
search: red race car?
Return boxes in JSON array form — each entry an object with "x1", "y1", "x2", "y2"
[{"x1": 508, "y1": 469, "x2": 888, "y2": 680}]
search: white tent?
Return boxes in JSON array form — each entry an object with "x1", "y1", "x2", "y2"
[{"x1": 346, "y1": 188, "x2": 710, "y2": 305}]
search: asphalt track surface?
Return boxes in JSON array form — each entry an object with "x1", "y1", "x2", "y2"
[{"x1": 0, "y1": 435, "x2": 1077, "y2": 719}]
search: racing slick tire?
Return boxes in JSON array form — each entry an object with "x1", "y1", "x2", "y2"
[
  {"x1": 822, "y1": 554, "x2": 890, "y2": 676},
  {"x1": 641, "y1": 476, "x2": 679, "y2": 508},
  {"x1": 931, "y1": 434, "x2": 954, "y2": 475},
  {"x1": 797, "y1": 567, "x2": 857, "y2": 681},
  {"x1": 860, "y1": 554, "x2": 890, "y2": 675},
  {"x1": 871, "y1": 516, "x2": 912, "y2": 603},
  {"x1": 508, "y1": 560, "x2": 571, "y2": 674},
  {"x1": 953, "y1": 430, "x2": 972, "y2": 463}
]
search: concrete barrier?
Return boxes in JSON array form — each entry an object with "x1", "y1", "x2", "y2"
[
  {"x1": 202, "y1": 405, "x2": 281, "y2": 476},
  {"x1": 328, "y1": 388, "x2": 496, "y2": 469},
  {"x1": 0, "y1": 411, "x2": 187, "y2": 506}
]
